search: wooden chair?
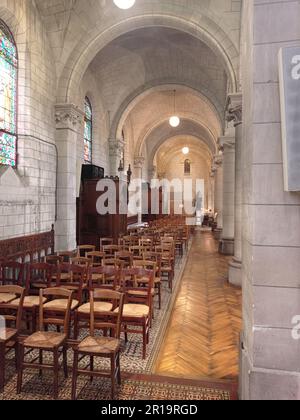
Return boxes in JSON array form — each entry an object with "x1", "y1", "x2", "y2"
[
  {"x1": 86, "y1": 251, "x2": 106, "y2": 267},
  {"x1": 0, "y1": 285, "x2": 25, "y2": 393},
  {"x1": 129, "y1": 246, "x2": 144, "y2": 261},
  {"x1": 58, "y1": 251, "x2": 77, "y2": 263},
  {"x1": 118, "y1": 268, "x2": 154, "y2": 359},
  {"x1": 17, "y1": 288, "x2": 73, "y2": 400},
  {"x1": 115, "y1": 251, "x2": 133, "y2": 269},
  {"x1": 74, "y1": 266, "x2": 120, "y2": 339},
  {"x1": 11, "y1": 263, "x2": 53, "y2": 332},
  {"x1": 100, "y1": 238, "x2": 114, "y2": 251},
  {"x1": 44, "y1": 255, "x2": 63, "y2": 266},
  {"x1": 103, "y1": 245, "x2": 121, "y2": 259},
  {"x1": 0, "y1": 262, "x2": 24, "y2": 287},
  {"x1": 77, "y1": 245, "x2": 96, "y2": 258},
  {"x1": 143, "y1": 252, "x2": 162, "y2": 309},
  {"x1": 72, "y1": 289, "x2": 125, "y2": 400},
  {"x1": 155, "y1": 246, "x2": 174, "y2": 291}
]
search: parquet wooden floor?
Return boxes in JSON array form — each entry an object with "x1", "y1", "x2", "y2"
[{"x1": 155, "y1": 230, "x2": 242, "y2": 380}]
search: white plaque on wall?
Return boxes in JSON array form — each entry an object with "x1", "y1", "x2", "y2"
[{"x1": 279, "y1": 46, "x2": 300, "y2": 192}]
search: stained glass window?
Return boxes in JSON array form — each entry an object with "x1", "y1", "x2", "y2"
[
  {"x1": 0, "y1": 21, "x2": 17, "y2": 167},
  {"x1": 84, "y1": 97, "x2": 92, "y2": 163}
]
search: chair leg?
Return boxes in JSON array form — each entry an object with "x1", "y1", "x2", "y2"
[
  {"x1": 74, "y1": 312, "x2": 79, "y2": 340},
  {"x1": 63, "y1": 346, "x2": 68, "y2": 379},
  {"x1": 0, "y1": 342, "x2": 5, "y2": 393},
  {"x1": 90, "y1": 356, "x2": 94, "y2": 383},
  {"x1": 117, "y1": 352, "x2": 121, "y2": 386},
  {"x1": 110, "y1": 355, "x2": 116, "y2": 400},
  {"x1": 158, "y1": 284, "x2": 161, "y2": 309},
  {"x1": 71, "y1": 350, "x2": 79, "y2": 401},
  {"x1": 16, "y1": 343, "x2": 24, "y2": 395},
  {"x1": 53, "y1": 349, "x2": 59, "y2": 400},
  {"x1": 142, "y1": 323, "x2": 147, "y2": 360},
  {"x1": 39, "y1": 350, "x2": 43, "y2": 377}
]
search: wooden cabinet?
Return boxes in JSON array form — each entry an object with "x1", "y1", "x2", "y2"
[{"x1": 77, "y1": 178, "x2": 128, "y2": 248}]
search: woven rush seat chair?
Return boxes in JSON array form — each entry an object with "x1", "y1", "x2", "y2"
[
  {"x1": 17, "y1": 288, "x2": 73, "y2": 400},
  {"x1": 74, "y1": 266, "x2": 120, "y2": 339},
  {"x1": 72, "y1": 289, "x2": 125, "y2": 400},
  {"x1": 100, "y1": 238, "x2": 114, "y2": 251},
  {"x1": 116, "y1": 268, "x2": 154, "y2": 359},
  {"x1": 11, "y1": 263, "x2": 54, "y2": 332},
  {"x1": 0, "y1": 285, "x2": 25, "y2": 393},
  {"x1": 77, "y1": 245, "x2": 96, "y2": 258}
]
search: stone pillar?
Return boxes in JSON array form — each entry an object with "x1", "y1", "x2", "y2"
[
  {"x1": 208, "y1": 172, "x2": 215, "y2": 212},
  {"x1": 240, "y1": 0, "x2": 300, "y2": 400},
  {"x1": 55, "y1": 104, "x2": 84, "y2": 251},
  {"x1": 109, "y1": 139, "x2": 125, "y2": 177},
  {"x1": 134, "y1": 156, "x2": 145, "y2": 224},
  {"x1": 213, "y1": 155, "x2": 223, "y2": 239},
  {"x1": 228, "y1": 94, "x2": 243, "y2": 286},
  {"x1": 219, "y1": 134, "x2": 235, "y2": 255}
]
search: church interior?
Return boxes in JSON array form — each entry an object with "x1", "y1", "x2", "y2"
[{"x1": 0, "y1": 0, "x2": 300, "y2": 401}]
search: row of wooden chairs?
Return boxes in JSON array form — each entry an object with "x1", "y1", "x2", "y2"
[{"x1": 0, "y1": 284, "x2": 126, "y2": 399}]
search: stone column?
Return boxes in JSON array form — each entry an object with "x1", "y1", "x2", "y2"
[
  {"x1": 55, "y1": 104, "x2": 84, "y2": 251},
  {"x1": 219, "y1": 134, "x2": 235, "y2": 255},
  {"x1": 228, "y1": 94, "x2": 243, "y2": 286},
  {"x1": 208, "y1": 172, "x2": 215, "y2": 212},
  {"x1": 109, "y1": 139, "x2": 125, "y2": 177},
  {"x1": 213, "y1": 155, "x2": 223, "y2": 239},
  {"x1": 134, "y1": 156, "x2": 145, "y2": 224}
]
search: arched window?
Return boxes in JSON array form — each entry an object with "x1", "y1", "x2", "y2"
[
  {"x1": 84, "y1": 97, "x2": 92, "y2": 164},
  {"x1": 0, "y1": 21, "x2": 18, "y2": 167},
  {"x1": 184, "y1": 159, "x2": 191, "y2": 175}
]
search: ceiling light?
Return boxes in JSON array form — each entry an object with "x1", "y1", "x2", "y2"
[
  {"x1": 182, "y1": 147, "x2": 190, "y2": 155},
  {"x1": 169, "y1": 90, "x2": 180, "y2": 128},
  {"x1": 113, "y1": 0, "x2": 136, "y2": 9},
  {"x1": 169, "y1": 116, "x2": 180, "y2": 128}
]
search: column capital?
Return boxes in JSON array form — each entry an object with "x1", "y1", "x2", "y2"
[
  {"x1": 226, "y1": 93, "x2": 243, "y2": 127},
  {"x1": 134, "y1": 156, "x2": 145, "y2": 169},
  {"x1": 55, "y1": 103, "x2": 84, "y2": 130},
  {"x1": 109, "y1": 138, "x2": 125, "y2": 157},
  {"x1": 213, "y1": 154, "x2": 223, "y2": 167},
  {"x1": 218, "y1": 135, "x2": 235, "y2": 151}
]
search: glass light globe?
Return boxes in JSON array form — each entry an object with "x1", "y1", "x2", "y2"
[
  {"x1": 182, "y1": 147, "x2": 190, "y2": 155},
  {"x1": 169, "y1": 116, "x2": 180, "y2": 128},
  {"x1": 113, "y1": 0, "x2": 136, "y2": 9}
]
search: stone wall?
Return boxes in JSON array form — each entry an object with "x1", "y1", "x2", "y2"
[
  {"x1": 241, "y1": 0, "x2": 300, "y2": 400},
  {"x1": 0, "y1": 0, "x2": 56, "y2": 240}
]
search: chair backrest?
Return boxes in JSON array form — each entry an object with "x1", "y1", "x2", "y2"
[
  {"x1": 100, "y1": 238, "x2": 114, "y2": 250},
  {"x1": 88, "y1": 266, "x2": 120, "y2": 290},
  {"x1": 90, "y1": 289, "x2": 124, "y2": 339},
  {"x1": 0, "y1": 285, "x2": 25, "y2": 331},
  {"x1": 86, "y1": 251, "x2": 105, "y2": 267},
  {"x1": 56, "y1": 264, "x2": 87, "y2": 304},
  {"x1": 133, "y1": 260, "x2": 157, "y2": 273},
  {"x1": 102, "y1": 258, "x2": 124, "y2": 269},
  {"x1": 121, "y1": 268, "x2": 154, "y2": 307},
  {"x1": 0, "y1": 262, "x2": 25, "y2": 287},
  {"x1": 115, "y1": 251, "x2": 133, "y2": 268},
  {"x1": 44, "y1": 255, "x2": 63, "y2": 266},
  {"x1": 39, "y1": 287, "x2": 73, "y2": 334},
  {"x1": 77, "y1": 245, "x2": 96, "y2": 258},
  {"x1": 26, "y1": 262, "x2": 54, "y2": 294},
  {"x1": 58, "y1": 251, "x2": 77, "y2": 263},
  {"x1": 71, "y1": 257, "x2": 91, "y2": 268},
  {"x1": 103, "y1": 245, "x2": 121, "y2": 257}
]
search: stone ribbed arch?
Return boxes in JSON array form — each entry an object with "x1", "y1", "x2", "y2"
[
  {"x1": 112, "y1": 84, "x2": 223, "y2": 141},
  {"x1": 56, "y1": 14, "x2": 239, "y2": 104},
  {"x1": 138, "y1": 118, "x2": 218, "y2": 163}
]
